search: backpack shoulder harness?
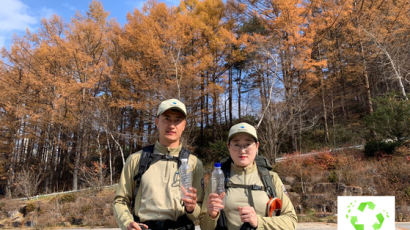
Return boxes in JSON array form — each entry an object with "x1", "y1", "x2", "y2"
[
  {"x1": 131, "y1": 145, "x2": 190, "y2": 220},
  {"x1": 216, "y1": 155, "x2": 280, "y2": 230}
]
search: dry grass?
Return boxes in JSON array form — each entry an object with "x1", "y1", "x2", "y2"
[
  {"x1": 0, "y1": 187, "x2": 117, "y2": 228},
  {"x1": 275, "y1": 146, "x2": 410, "y2": 221}
]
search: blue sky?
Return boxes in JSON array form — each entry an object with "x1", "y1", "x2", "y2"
[{"x1": 0, "y1": 0, "x2": 179, "y2": 50}]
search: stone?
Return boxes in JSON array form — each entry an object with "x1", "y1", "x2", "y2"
[
  {"x1": 61, "y1": 221, "x2": 71, "y2": 227},
  {"x1": 363, "y1": 186, "x2": 378, "y2": 195},
  {"x1": 341, "y1": 186, "x2": 363, "y2": 196},
  {"x1": 71, "y1": 217, "x2": 83, "y2": 225},
  {"x1": 288, "y1": 192, "x2": 301, "y2": 204},
  {"x1": 312, "y1": 183, "x2": 337, "y2": 193},
  {"x1": 25, "y1": 220, "x2": 35, "y2": 227},
  {"x1": 302, "y1": 193, "x2": 336, "y2": 213},
  {"x1": 284, "y1": 176, "x2": 296, "y2": 185},
  {"x1": 310, "y1": 174, "x2": 323, "y2": 183},
  {"x1": 12, "y1": 221, "x2": 22, "y2": 227},
  {"x1": 293, "y1": 182, "x2": 313, "y2": 193},
  {"x1": 336, "y1": 183, "x2": 346, "y2": 194},
  {"x1": 8, "y1": 210, "x2": 23, "y2": 223},
  {"x1": 7, "y1": 211, "x2": 20, "y2": 218},
  {"x1": 295, "y1": 204, "x2": 303, "y2": 214}
]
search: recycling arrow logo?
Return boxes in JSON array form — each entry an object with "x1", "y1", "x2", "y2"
[{"x1": 346, "y1": 201, "x2": 390, "y2": 230}]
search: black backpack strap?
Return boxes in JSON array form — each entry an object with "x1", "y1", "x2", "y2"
[
  {"x1": 131, "y1": 145, "x2": 155, "y2": 220},
  {"x1": 216, "y1": 155, "x2": 277, "y2": 229},
  {"x1": 133, "y1": 145, "x2": 155, "y2": 191},
  {"x1": 131, "y1": 145, "x2": 191, "y2": 221},
  {"x1": 255, "y1": 155, "x2": 276, "y2": 198},
  {"x1": 216, "y1": 210, "x2": 228, "y2": 230},
  {"x1": 220, "y1": 157, "x2": 232, "y2": 189},
  {"x1": 226, "y1": 181, "x2": 264, "y2": 191}
]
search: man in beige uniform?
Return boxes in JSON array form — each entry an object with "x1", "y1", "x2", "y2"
[
  {"x1": 200, "y1": 122, "x2": 297, "y2": 230},
  {"x1": 113, "y1": 99, "x2": 204, "y2": 230}
]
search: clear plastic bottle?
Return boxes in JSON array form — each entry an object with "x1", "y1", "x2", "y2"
[
  {"x1": 179, "y1": 158, "x2": 192, "y2": 199},
  {"x1": 211, "y1": 162, "x2": 225, "y2": 195}
]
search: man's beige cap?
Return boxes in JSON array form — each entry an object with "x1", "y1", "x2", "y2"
[
  {"x1": 156, "y1": 99, "x2": 187, "y2": 116},
  {"x1": 228, "y1": 122, "x2": 258, "y2": 141}
]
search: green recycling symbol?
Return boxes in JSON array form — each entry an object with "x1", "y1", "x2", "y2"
[{"x1": 346, "y1": 201, "x2": 390, "y2": 230}]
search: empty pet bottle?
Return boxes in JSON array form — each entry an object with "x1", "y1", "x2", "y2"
[{"x1": 180, "y1": 158, "x2": 191, "y2": 199}]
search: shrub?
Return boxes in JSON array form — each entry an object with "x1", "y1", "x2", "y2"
[
  {"x1": 328, "y1": 171, "x2": 338, "y2": 183},
  {"x1": 405, "y1": 186, "x2": 410, "y2": 198},
  {"x1": 80, "y1": 204, "x2": 92, "y2": 214},
  {"x1": 25, "y1": 203, "x2": 36, "y2": 213},
  {"x1": 315, "y1": 152, "x2": 336, "y2": 170},
  {"x1": 364, "y1": 140, "x2": 400, "y2": 157},
  {"x1": 365, "y1": 94, "x2": 410, "y2": 141},
  {"x1": 58, "y1": 193, "x2": 76, "y2": 204}
]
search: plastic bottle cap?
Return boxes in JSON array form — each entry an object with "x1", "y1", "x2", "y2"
[{"x1": 214, "y1": 162, "x2": 221, "y2": 168}]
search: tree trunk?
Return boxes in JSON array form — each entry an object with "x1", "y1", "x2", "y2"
[
  {"x1": 331, "y1": 89, "x2": 336, "y2": 147},
  {"x1": 321, "y1": 77, "x2": 330, "y2": 143},
  {"x1": 336, "y1": 38, "x2": 348, "y2": 120},
  {"x1": 298, "y1": 109, "x2": 302, "y2": 153},
  {"x1": 362, "y1": 29, "x2": 408, "y2": 100},
  {"x1": 360, "y1": 40, "x2": 374, "y2": 114},
  {"x1": 258, "y1": 72, "x2": 266, "y2": 109},
  {"x1": 205, "y1": 73, "x2": 209, "y2": 127},
  {"x1": 237, "y1": 69, "x2": 242, "y2": 120},
  {"x1": 96, "y1": 133, "x2": 103, "y2": 187},
  {"x1": 212, "y1": 73, "x2": 217, "y2": 134},
  {"x1": 73, "y1": 129, "x2": 83, "y2": 191},
  {"x1": 200, "y1": 74, "x2": 205, "y2": 138},
  {"x1": 228, "y1": 67, "x2": 232, "y2": 126},
  {"x1": 106, "y1": 131, "x2": 113, "y2": 185},
  {"x1": 138, "y1": 110, "x2": 144, "y2": 149}
]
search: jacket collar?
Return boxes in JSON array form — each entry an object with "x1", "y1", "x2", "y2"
[
  {"x1": 154, "y1": 140, "x2": 182, "y2": 157},
  {"x1": 231, "y1": 161, "x2": 257, "y2": 174}
]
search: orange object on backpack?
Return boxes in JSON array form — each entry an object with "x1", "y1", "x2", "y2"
[{"x1": 266, "y1": 197, "x2": 282, "y2": 216}]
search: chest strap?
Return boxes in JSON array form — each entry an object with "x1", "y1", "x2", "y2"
[{"x1": 225, "y1": 182, "x2": 264, "y2": 191}]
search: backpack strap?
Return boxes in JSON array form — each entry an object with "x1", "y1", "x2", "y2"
[
  {"x1": 133, "y1": 145, "x2": 155, "y2": 194},
  {"x1": 131, "y1": 145, "x2": 154, "y2": 221},
  {"x1": 216, "y1": 156, "x2": 277, "y2": 229},
  {"x1": 220, "y1": 156, "x2": 276, "y2": 197},
  {"x1": 220, "y1": 157, "x2": 232, "y2": 190},
  {"x1": 225, "y1": 181, "x2": 264, "y2": 191},
  {"x1": 255, "y1": 155, "x2": 276, "y2": 198},
  {"x1": 131, "y1": 145, "x2": 191, "y2": 220},
  {"x1": 215, "y1": 210, "x2": 228, "y2": 230}
]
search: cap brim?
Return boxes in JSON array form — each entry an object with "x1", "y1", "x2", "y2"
[
  {"x1": 160, "y1": 107, "x2": 187, "y2": 116},
  {"x1": 228, "y1": 131, "x2": 258, "y2": 142}
]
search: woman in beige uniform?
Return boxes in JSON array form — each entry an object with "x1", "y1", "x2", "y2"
[{"x1": 200, "y1": 122, "x2": 297, "y2": 230}]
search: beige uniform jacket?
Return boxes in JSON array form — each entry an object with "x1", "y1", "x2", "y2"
[
  {"x1": 199, "y1": 162, "x2": 297, "y2": 230},
  {"x1": 113, "y1": 141, "x2": 204, "y2": 230}
]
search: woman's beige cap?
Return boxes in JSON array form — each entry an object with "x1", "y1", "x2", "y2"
[
  {"x1": 228, "y1": 122, "x2": 258, "y2": 141},
  {"x1": 156, "y1": 99, "x2": 187, "y2": 116}
]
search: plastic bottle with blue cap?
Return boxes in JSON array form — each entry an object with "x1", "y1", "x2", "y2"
[{"x1": 211, "y1": 162, "x2": 225, "y2": 198}]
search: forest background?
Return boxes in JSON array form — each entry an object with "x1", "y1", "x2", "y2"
[{"x1": 0, "y1": 0, "x2": 408, "y2": 201}]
